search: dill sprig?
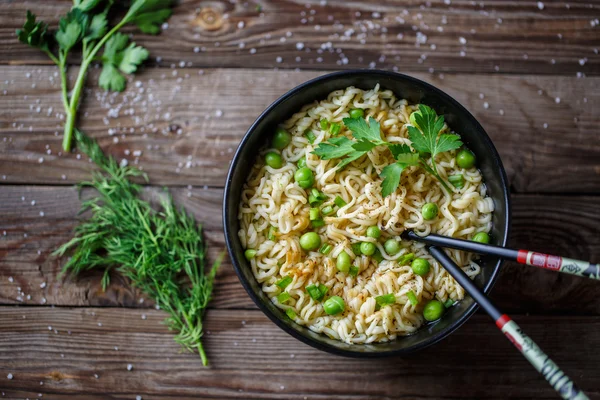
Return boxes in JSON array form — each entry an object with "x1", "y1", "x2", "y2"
[{"x1": 54, "y1": 129, "x2": 222, "y2": 366}]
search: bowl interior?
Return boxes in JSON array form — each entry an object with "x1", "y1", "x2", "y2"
[{"x1": 224, "y1": 70, "x2": 510, "y2": 356}]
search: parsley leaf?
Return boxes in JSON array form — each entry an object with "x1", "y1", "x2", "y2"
[
  {"x1": 99, "y1": 33, "x2": 149, "y2": 91},
  {"x1": 313, "y1": 117, "x2": 387, "y2": 168},
  {"x1": 55, "y1": 9, "x2": 88, "y2": 51},
  {"x1": 118, "y1": 43, "x2": 150, "y2": 74},
  {"x1": 343, "y1": 117, "x2": 386, "y2": 145},
  {"x1": 313, "y1": 136, "x2": 355, "y2": 160},
  {"x1": 99, "y1": 64, "x2": 126, "y2": 91},
  {"x1": 126, "y1": 0, "x2": 174, "y2": 34},
  {"x1": 381, "y1": 163, "x2": 405, "y2": 197},
  {"x1": 86, "y1": 11, "x2": 108, "y2": 42},
  {"x1": 17, "y1": 11, "x2": 51, "y2": 51},
  {"x1": 73, "y1": 0, "x2": 103, "y2": 12},
  {"x1": 407, "y1": 105, "x2": 463, "y2": 193},
  {"x1": 407, "y1": 105, "x2": 462, "y2": 155}
]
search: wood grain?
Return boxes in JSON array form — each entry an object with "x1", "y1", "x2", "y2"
[
  {"x1": 1, "y1": 185, "x2": 599, "y2": 314},
  {"x1": 0, "y1": 307, "x2": 598, "y2": 399},
  {"x1": 2, "y1": 0, "x2": 600, "y2": 75},
  {"x1": 1, "y1": 67, "x2": 599, "y2": 192}
]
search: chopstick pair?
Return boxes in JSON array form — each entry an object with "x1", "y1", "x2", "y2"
[
  {"x1": 405, "y1": 231, "x2": 600, "y2": 281},
  {"x1": 404, "y1": 232, "x2": 595, "y2": 400}
]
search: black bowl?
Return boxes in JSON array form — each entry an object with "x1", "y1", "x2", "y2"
[{"x1": 223, "y1": 70, "x2": 510, "y2": 357}]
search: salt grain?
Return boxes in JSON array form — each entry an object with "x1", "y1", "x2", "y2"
[
  {"x1": 483, "y1": 102, "x2": 490, "y2": 109},
  {"x1": 537, "y1": 2, "x2": 544, "y2": 10},
  {"x1": 127, "y1": 364, "x2": 133, "y2": 371},
  {"x1": 7, "y1": 374, "x2": 13, "y2": 380},
  {"x1": 555, "y1": 97, "x2": 561, "y2": 104},
  {"x1": 40, "y1": 282, "x2": 46, "y2": 289},
  {"x1": 215, "y1": 109, "x2": 223, "y2": 117},
  {"x1": 458, "y1": 37, "x2": 467, "y2": 45}
]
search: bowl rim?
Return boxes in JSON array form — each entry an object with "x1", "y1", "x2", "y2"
[{"x1": 223, "y1": 69, "x2": 511, "y2": 357}]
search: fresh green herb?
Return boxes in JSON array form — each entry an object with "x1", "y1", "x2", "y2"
[
  {"x1": 372, "y1": 248, "x2": 384, "y2": 263},
  {"x1": 305, "y1": 130, "x2": 316, "y2": 144},
  {"x1": 312, "y1": 106, "x2": 463, "y2": 196},
  {"x1": 407, "y1": 105, "x2": 462, "y2": 193},
  {"x1": 54, "y1": 130, "x2": 222, "y2": 366},
  {"x1": 444, "y1": 298, "x2": 455, "y2": 308},
  {"x1": 311, "y1": 219, "x2": 325, "y2": 228},
  {"x1": 267, "y1": 226, "x2": 277, "y2": 240},
  {"x1": 397, "y1": 252, "x2": 415, "y2": 265},
  {"x1": 407, "y1": 290, "x2": 419, "y2": 306},
  {"x1": 319, "y1": 243, "x2": 332, "y2": 255},
  {"x1": 285, "y1": 308, "x2": 296, "y2": 319},
  {"x1": 334, "y1": 196, "x2": 347, "y2": 208},
  {"x1": 309, "y1": 207, "x2": 320, "y2": 221},
  {"x1": 306, "y1": 284, "x2": 327, "y2": 301},
  {"x1": 320, "y1": 119, "x2": 329, "y2": 130},
  {"x1": 448, "y1": 174, "x2": 465, "y2": 189},
  {"x1": 351, "y1": 242, "x2": 362, "y2": 256},
  {"x1": 313, "y1": 117, "x2": 384, "y2": 169},
  {"x1": 349, "y1": 265, "x2": 360, "y2": 277},
  {"x1": 308, "y1": 188, "x2": 327, "y2": 206},
  {"x1": 329, "y1": 122, "x2": 341, "y2": 135},
  {"x1": 321, "y1": 205, "x2": 334, "y2": 216},
  {"x1": 375, "y1": 293, "x2": 396, "y2": 309},
  {"x1": 277, "y1": 292, "x2": 291, "y2": 303},
  {"x1": 276, "y1": 275, "x2": 293, "y2": 289},
  {"x1": 17, "y1": 1, "x2": 173, "y2": 152}
]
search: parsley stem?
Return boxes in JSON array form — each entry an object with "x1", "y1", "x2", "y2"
[
  {"x1": 57, "y1": 51, "x2": 70, "y2": 114},
  {"x1": 62, "y1": 17, "x2": 130, "y2": 152},
  {"x1": 43, "y1": 49, "x2": 60, "y2": 65}
]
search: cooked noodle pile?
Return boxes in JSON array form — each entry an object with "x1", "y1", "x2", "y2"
[{"x1": 238, "y1": 85, "x2": 493, "y2": 344}]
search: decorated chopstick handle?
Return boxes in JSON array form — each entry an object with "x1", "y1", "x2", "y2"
[
  {"x1": 496, "y1": 314, "x2": 589, "y2": 400},
  {"x1": 517, "y1": 251, "x2": 600, "y2": 280}
]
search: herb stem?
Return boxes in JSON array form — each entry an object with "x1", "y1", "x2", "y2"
[
  {"x1": 43, "y1": 48, "x2": 60, "y2": 65},
  {"x1": 62, "y1": 17, "x2": 130, "y2": 152},
  {"x1": 58, "y1": 51, "x2": 71, "y2": 113}
]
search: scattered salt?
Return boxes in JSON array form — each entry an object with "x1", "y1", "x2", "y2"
[
  {"x1": 7, "y1": 374, "x2": 13, "y2": 380},
  {"x1": 127, "y1": 364, "x2": 133, "y2": 371}
]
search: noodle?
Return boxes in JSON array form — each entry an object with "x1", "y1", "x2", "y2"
[{"x1": 238, "y1": 85, "x2": 493, "y2": 344}]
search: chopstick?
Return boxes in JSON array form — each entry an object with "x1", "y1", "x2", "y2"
[
  {"x1": 406, "y1": 231, "x2": 599, "y2": 280},
  {"x1": 427, "y1": 246, "x2": 589, "y2": 400}
]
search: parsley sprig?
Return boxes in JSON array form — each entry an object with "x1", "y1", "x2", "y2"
[
  {"x1": 312, "y1": 105, "x2": 462, "y2": 196},
  {"x1": 54, "y1": 129, "x2": 223, "y2": 366},
  {"x1": 16, "y1": 0, "x2": 173, "y2": 151}
]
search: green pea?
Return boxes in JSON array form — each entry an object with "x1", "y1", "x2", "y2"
[
  {"x1": 421, "y1": 203, "x2": 439, "y2": 220},
  {"x1": 472, "y1": 232, "x2": 490, "y2": 244},
  {"x1": 384, "y1": 239, "x2": 401, "y2": 255},
  {"x1": 423, "y1": 300, "x2": 444, "y2": 321},
  {"x1": 299, "y1": 232, "x2": 321, "y2": 251},
  {"x1": 323, "y1": 296, "x2": 345, "y2": 315},
  {"x1": 336, "y1": 251, "x2": 351, "y2": 273},
  {"x1": 272, "y1": 128, "x2": 292, "y2": 150},
  {"x1": 411, "y1": 258, "x2": 430, "y2": 276},
  {"x1": 294, "y1": 167, "x2": 314, "y2": 189},
  {"x1": 244, "y1": 249, "x2": 257, "y2": 260},
  {"x1": 366, "y1": 225, "x2": 381, "y2": 239},
  {"x1": 360, "y1": 242, "x2": 376, "y2": 256},
  {"x1": 456, "y1": 149, "x2": 476, "y2": 169},
  {"x1": 265, "y1": 152, "x2": 283, "y2": 169},
  {"x1": 297, "y1": 157, "x2": 307, "y2": 168},
  {"x1": 349, "y1": 108, "x2": 364, "y2": 119}
]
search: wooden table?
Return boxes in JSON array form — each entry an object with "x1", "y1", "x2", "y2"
[{"x1": 1, "y1": 1, "x2": 599, "y2": 399}]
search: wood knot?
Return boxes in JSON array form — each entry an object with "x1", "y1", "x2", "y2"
[{"x1": 195, "y1": 7, "x2": 223, "y2": 31}]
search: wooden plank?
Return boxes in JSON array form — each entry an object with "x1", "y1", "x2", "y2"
[
  {"x1": 0, "y1": 307, "x2": 598, "y2": 399},
  {"x1": 1, "y1": 0, "x2": 600, "y2": 75},
  {"x1": 1, "y1": 67, "x2": 599, "y2": 192},
  {"x1": 1, "y1": 185, "x2": 599, "y2": 315}
]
